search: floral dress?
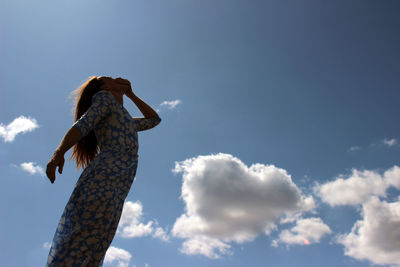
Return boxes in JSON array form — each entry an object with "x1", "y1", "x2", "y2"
[{"x1": 47, "y1": 90, "x2": 161, "y2": 266}]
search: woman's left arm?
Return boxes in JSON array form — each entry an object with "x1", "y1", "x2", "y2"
[
  {"x1": 115, "y1": 78, "x2": 159, "y2": 118},
  {"x1": 115, "y1": 78, "x2": 161, "y2": 131},
  {"x1": 126, "y1": 90, "x2": 159, "y2": 118}
]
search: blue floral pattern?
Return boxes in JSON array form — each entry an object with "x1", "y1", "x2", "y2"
[{"x1": 47, "y1": 91, "x2": 161, "y2": 266}]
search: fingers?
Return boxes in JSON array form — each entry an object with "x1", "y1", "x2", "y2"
[
  {"x1": 102, "y1": 85, "x2": 113, "y2": 91},
  {"x1": 46, "y1": 163, "x2": 56, "y2": 184},
  {"x1": 58, "y1": 159, "x2": 65, "y2": 174},
  {"x1": 46, "y1": 151, "x2": 65, "y2": 184},
  {"x1": 115, "y1": 78, "x2": 130, "y2": 85}
]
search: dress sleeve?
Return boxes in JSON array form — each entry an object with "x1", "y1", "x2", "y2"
[
  {"x1": 72, "y1": 91, "x2": 113, "y2": 137},
  {"x1": 133, "y1": 116, "x2": 162, "y2": 132}
]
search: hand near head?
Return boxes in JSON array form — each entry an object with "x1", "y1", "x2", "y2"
[
  {"x1": 115, "y1": 78, "x2": 135, "y2": 98},
  {"x1": 100, "y1": 77, "x2": 135, "y2": 100},
  {"x1": 46, "y1": 150, "x2": 65, "y2": 184},
  {"x1": 115, "y1": 77, "x2": 130, "y2": 86}
]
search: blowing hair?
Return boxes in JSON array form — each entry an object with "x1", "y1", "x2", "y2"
[{"x1": 70, "y1": 76, "x2": 104, "y2": 169}]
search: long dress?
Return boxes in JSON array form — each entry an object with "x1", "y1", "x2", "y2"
[{"x1": 46, "y1": 90, "x2": 161, "y2": 267}]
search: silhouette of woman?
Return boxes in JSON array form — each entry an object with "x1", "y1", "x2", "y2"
[{"x1": 45, "y1": 76, "x2": 161, "y2": 266}]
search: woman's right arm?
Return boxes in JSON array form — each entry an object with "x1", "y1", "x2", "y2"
[
  {"x1": 46, "y1": 90, "x2": 113, "y2": 183},
  {"x1": 46, "y1": 127, "x2": 81, "y2": 183}
]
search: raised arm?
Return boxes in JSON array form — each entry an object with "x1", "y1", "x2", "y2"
[
  {"x1": 111, "y1": 78, "x2": 161, "y2": 131},
  {"x1": 126, "y1": 91, "x2": 159, "y2": 118},
  {"x1": 114, "y1": 78, "x2": 159, "y2": 119}
]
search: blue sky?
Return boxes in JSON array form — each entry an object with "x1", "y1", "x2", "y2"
[{"x1": 1, "y1": 0, "x2": 400, "y2": 266}]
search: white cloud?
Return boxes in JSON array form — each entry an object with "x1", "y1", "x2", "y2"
[
  {"x1": 0, "y1": 116, "x2": 39, "y2": 142},
  {"x1": 384, "y1": 138, "x2": 398, "y2": 147},
  {"x1": 348, "y1": 146, "x2": 360, "y2": 152},
  {"x1": 117, "y1": 201, "x2": 169, "y2": 242},
  {"x1": 337, "y1": 197, "x2": 400, "y2": 266},
  {"x1": 20, "y1": 162, "x2": 45, "y2": 176},
  {"x1": 159, "y1": 100, "x2": 181, "y2": 110},
  {"x1": 272, "y1": 217, "x2": 331, "y2": 247},
  {"x1": 315, "y1": 166, "x2": 400, "y2": 265},
  {"x1": 152, "y1": 226, "x2": 170, "y2": 242},
  {"x1": 172, "y1": 153, "x2": 315, "y2": 258},
  {"x1": 104, "y1": 246, "x2": 132, "y2": 267},
  {"x1": 385, "y1": 166, "x2": 400, "y2": 190},
  {"x1": 179, "y1": 235, "x2": 232, "y2": 259},
  {"x1": 314, "y1": 166, "x2": 400, "y2": 206},
  {"x1": 118, "y1": 201, "x2": 153, "y2": 238}
]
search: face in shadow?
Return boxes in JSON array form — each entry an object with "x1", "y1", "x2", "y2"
[{"x1": 99, "y1": 77, "x2": 128, "y2": 105}]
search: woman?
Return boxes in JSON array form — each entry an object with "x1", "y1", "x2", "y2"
[{"x1": 45, "y1": 76, "x2": 161, "y2": 266}]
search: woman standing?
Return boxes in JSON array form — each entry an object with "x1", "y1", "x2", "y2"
[{"x1": 45, "y1": 76, "x2": 161, "y2": 266}]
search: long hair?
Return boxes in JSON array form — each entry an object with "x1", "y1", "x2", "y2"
[{"x1": 70, "y1": 76, "x2": 104, "y2": 169}]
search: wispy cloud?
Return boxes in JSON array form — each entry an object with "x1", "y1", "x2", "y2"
[
  {"x1": 348, "y1": 146, "x2": 360, "y2": 152},
  {"x1": 117, "y1": 201, "x2": 170, "y2": 242},
  {"x1": 0, "y1": 116, "x2": 39, "y2": 142},
  {"x1": 160, "y1": 100, "x2": 181, "y2": 110},
  {"x1": 152, "y1": 226, "x2": 170, "y2": 242},
  {"x1": 20, "y1": 162, "x2": 45, "y2": 176},
  {"x1": 272, "y1": 217, "x2": 331, "y2": 247},
  {"x1": 383, "y1": 138, "x2": 397, "y2": 147}
]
